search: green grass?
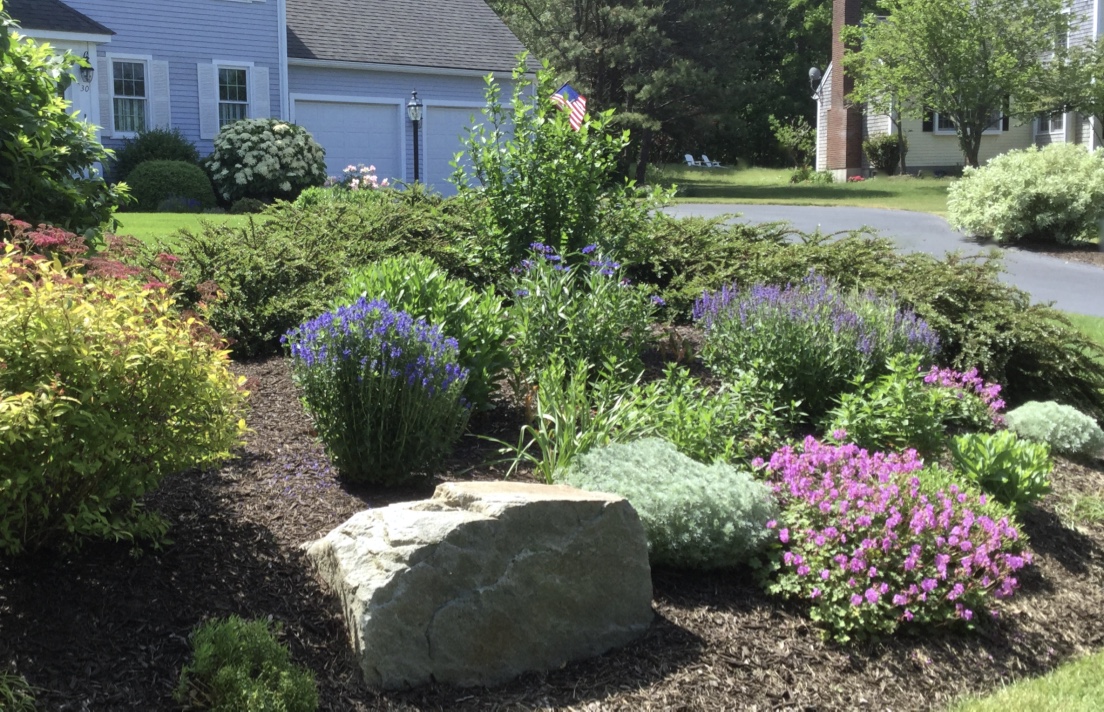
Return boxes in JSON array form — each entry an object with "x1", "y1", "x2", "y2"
[
  {"x1": 1065, "y1": 313, "x2": 1104, "y2": 353},
  {"x1": 660, "y1": 165, "x2": 953, "y2": 214},
  {"x1": 950, "y1": 651, "x2": 1104, "y2": 711},
  {"x1": 112, "y1": 212, "x2": 250, "y2": 246}
]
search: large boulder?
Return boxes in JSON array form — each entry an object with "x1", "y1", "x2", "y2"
[{"x1": 304, "y1": 481, "x2": 654, "y2": 689}]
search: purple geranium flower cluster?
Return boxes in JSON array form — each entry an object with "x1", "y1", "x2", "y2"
[
  {"x1": 757, "y1": 436, "x2": 1030, "y2": 641},
  {"x1": 924, "y1": 365, "x2": 1006, "y2": 427},
  {"x1": 283, "y1": 298, "x2": 471, "y2": 484}
]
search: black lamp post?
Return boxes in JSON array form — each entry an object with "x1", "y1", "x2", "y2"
[{"x1": 407, "y1": 90, "x2": 423, "y2": 182}]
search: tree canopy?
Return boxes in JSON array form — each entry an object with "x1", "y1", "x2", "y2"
[{"x1": 843, "y1": 0, "x2": 1066, "y2": 168}]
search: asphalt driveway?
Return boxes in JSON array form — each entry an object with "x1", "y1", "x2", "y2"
[{"x1": 665, "y1": 204, "x2": 1104, "y2": 317}]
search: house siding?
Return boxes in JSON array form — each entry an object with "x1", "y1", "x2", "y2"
[
  {"x1": 886, "y1": 118, "x2": 1034, "y2": 171},
  {"x1": 63, "y1": 0, "x2": 283, "y2": 155},
  {"x1": 815, "y1": 65, "x2": 832, "y2": 172},
  {"x1": 288, "y1": 64, "x2": 508, "y2": 186}
]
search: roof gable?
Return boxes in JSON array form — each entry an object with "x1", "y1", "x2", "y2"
[
  {"x1": 286, "y1": 0, "x2": 531, "y2": 73},
  {"x1": 4, "y1": 0, "x2": 114, "y2": 36}
]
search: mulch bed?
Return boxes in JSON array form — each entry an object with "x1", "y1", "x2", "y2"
[
  {"x1": 3, "y1": 356, "x2": 1104, "y2": 711},
  {"x1": 1007, "y1": 241, "x2": 1104, "y2": 270}
]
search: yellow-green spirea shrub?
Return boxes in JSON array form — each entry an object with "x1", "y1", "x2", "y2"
[
  {"x1": 175, "y1": 616, "x2": 318, "y2": 712},
  {"x1": 948, "y1": 143, "x2": 1104, "y2": 244},
  {"x1": 1004, "y1": 400, "x2": 1104, "y2": 457},
  {"x1": 0, "y1": 248, "x2": 247, "y2": 554},
  {"x1": 204, "y1": 118, "x2": 327, "y2": 203},
  {"x1": 562, "y1": 437, "x2": 778, "y2": 569}
]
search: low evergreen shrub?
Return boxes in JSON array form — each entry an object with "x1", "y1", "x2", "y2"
[
  {"x1": 0, "y1": 246, "x2": 247, "y2": 554},
  {"x1": 340, "y1": 255, "x2": 509, "y2": 411},
  {"x1": 126, "y1": 160, "x2": 216, "y2": 212},
  {"x1": 110, "y1": 127, "x2": 200, "y2": 183},
  {"x1": 229, "y1": 197, "x2": 266, "y2": 214},
  {"x1": 174, "y1": 616, "x2": 318, "y2": 712},
  {"x1": 205, "y1": 119, "x2": 327, "y2": 203},
  {"x1": 949, "y1": 431, "x2": 1053, "y2": 509},
  {"x1": 694, "y1": 272, "x2": 941, "y2": 420},
  {"x1": 564, "y1": 438, "x2": 778, "y2": 569},
  {"x1": 284, "y1": 299, "x2": 470, "y2": 485},
  {"x1": 863, "y1": 134, "x2": 906, "y2": 175},
  {"x1": 1005, "y1": 400, "x2": 1104, "y2": 457},
  {"x1": 759, "y1": 437, "x2": 1030, "y2": 641},
  {"x1": 948, "y1": 143, "x2": 1104, "y2": 244}
]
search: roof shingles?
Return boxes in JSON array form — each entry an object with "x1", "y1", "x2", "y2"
[
  {"x1": 4, "y1": 0, "x2": 113, "y2": 36},
  {"x1": 286, "y1": 0, "x2": 531, "y2": 73}
]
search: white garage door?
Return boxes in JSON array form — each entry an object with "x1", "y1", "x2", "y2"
[
  {"x1": 293, "y1": 100, "x2": 402, "y2": 185},
  {"x1": 425, "y1": 106, "x2": 482, "y2": 195}
]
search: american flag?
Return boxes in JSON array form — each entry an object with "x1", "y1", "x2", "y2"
[{"x1": 551, "y1": 83, "x2": 587, "y2": 131}]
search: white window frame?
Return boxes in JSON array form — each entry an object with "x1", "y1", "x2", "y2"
[
  {"x1": 212, "y1": 60, "x2": 253, "y2": 129},
  {"x1": 107, "y1": 53, "x2": 153, "y2": 138},
  {"x1": 933, "y1": 111, "x2": 1005, "y2": 136},
  {"x1": 1036, "y1": 111, "x2": 1066, "y2": 135}
]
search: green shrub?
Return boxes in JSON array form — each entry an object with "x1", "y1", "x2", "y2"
[
  {"x1": 825, "y1": 354, "x2": 951, "y2": 458},
  {"x1": 453, "y1": 58, "x2": 666, "y2": 282},
  {"x1": 0, "y1": 672, "x2": 36, "y2": 712},
  {"x1": 175, "y1": 616, "x2": 318, "y2": 712},
  {"x1": 863, "y1": 134, "x2": 907, "y2": 175},
  {"x1": 0, "y1": 248, "x2": 247, "y2": 554},
  {"x1": 948, "y1": 143, "x2": 1104, "y2": 244},
  {"x1": 285, "y1": 299, "x2": 470, "y2": 485},
  {"x1": 789, "y1": 166, "x2": 834, "y2": 184},
  {"x1": 205, "y1": 119, "x2": 327, "y2": 203},
  {"x1": 1005, "y1": 400, "x2": 1104, "y2": 457},
  {"x1": 230, "y1": 197, "x2": 266, "y2": 215},
  {"x1": 126, "y1": 160, "x2": 216, "y2": 212},
  {"x1": 694, "y1": 272, "x2": 941, "y2": 420},
  {"x1": 0, "y1": 10, "x2": 127, "y2": 235},
  {"x1": 110, "y1": 127, "x2": 200, "y2": 183},
  {"x1": 339, "y1": 255, "x2": 509, "y2": 411},
  {"x1": 761, "y1": 438, "x2": 1029, "y2": 642},
  {"x1": 563, "y1": 438, "x2": 778, "y2": 569},
  {"x1": 950, "y1": 431, "x2": 1053, "y2": 509},
  {"x1": 507, "y1": 243, "x2": 657, "y2": 388},
  {"x1": 768, "y1": 114, "x2": 815, "y2": 168}
]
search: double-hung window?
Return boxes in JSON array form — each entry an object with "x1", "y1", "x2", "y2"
[
  {"x1": 218, "y1": 67, "x2": 249, "y2": 128},
  {"x1": 113, "y1": 60, "x2": 147, "y2": 134},
  {"x1": 1037, "y1": 112, "x2": 1065, "y2": 134},
  {"x1": 933, "y1": 110, "x2": 1004, "y2": 135}
]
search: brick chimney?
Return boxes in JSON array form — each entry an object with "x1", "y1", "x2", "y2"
[{"x1": 826, "y1": 0, "x2": 864, "y2": 179}]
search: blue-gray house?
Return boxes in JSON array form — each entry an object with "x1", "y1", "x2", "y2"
[{"x1": 6, "y1": 0, "x2": 530, "y2": 192}]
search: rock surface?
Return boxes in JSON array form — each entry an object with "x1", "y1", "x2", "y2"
[{"x1": 304, "y1": 481, "x2": 654, "y2": 689}]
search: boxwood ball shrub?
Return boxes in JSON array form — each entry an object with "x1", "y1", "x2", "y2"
[
  {"x1": 174, "y1": 616, "x2": 318, "y2": 712},
  {"x1": 948, "y1": 143, "x2": 1104, "y2": 244},
  {"x1": 1004, "y1": 400, "x2": 1104, "y2": 457},
  {"x1": 0, "y1": 247, "x2": 247, "y2": 554},
  {"x1": 863, "y1": 134, "x2": 906, "y2": 175},
  {"x1": 563, "y1": 438, "x2": 778, "y2": 569},
  {"x1": 694, "y1": 272, "x2": 941, "y2": 420},
  {"x1": 949, "y1": 431, "x2": 1053, "y2": 510},
  {"x1": 758, "y1": 437, "x2": 1031, "y2": 642},
  {"x1": 110, "y1": 126, "x2": 200, "y2": 183},
  {"x1": 126, "y1": 159, "x2": 217, "y2": 212},
  {"x1": 340, "y1": 255, "x2": 510, "y2": 411},
  {"x1": 284, "y1": 298, "x2": 470, "y2": 485},
  {"x1": 205, "y1": 119, "x2": 327, "y2": 203}
]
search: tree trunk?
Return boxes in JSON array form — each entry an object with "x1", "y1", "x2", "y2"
[
  {"x1": 959, "y1": 129, "x2": 982, "y2": 169},
  {"x1": 635, "y1": 127, "x2": 652, "y2": 184}
]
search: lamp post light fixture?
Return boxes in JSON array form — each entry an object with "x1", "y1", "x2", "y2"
[
  {"x1": 808, "y1": 66, "x2": 823, "y2": 96},
  {"x1": 407, "y1": 90, "x2": 424, "y2": 182},
  {"x1": 79, "y1": 51, "x2": 95, "y2": 86}
]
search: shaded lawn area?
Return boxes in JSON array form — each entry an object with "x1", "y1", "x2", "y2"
[
  {"x1": 663, "y1": 165, "x2": 953, "y2": 215},
  {"x1": 1066, "y1": 313, "x2": 1104, "y2": 355},
  {"x1": 951, "y1": 650, "x2": 1104, "y2": 711},
  {"x1": 112, "y1": 212, "x2": 250, "y2": 246}
]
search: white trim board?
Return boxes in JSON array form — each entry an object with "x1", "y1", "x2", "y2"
[
  {"x1": 17, "y1": 29, "x2": 112, "y2": 44},
  {"x1": 288, "y1": 57, "x2": 516, "y2": 79}
]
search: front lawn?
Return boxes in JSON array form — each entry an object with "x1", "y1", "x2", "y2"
[
  {"x1": 663, "y1": 165, "x2": 953, "y2": 214},
  {"x1": 112, "y1": 212, "x2": 250, "y2": 245},
  {"x1": 952, "y1": 650, "x2": 1104, "y2": 711},
  {"x1": 1067, "y1": 313, "x2": 1104, "y2": 355}
]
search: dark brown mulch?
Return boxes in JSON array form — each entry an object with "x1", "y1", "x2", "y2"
[
  {"x1": 1007, "y1": 241, "x2": 1104, "y2": 270},
  {"x1": 3, "y1": 357, "x2": 1104, "y2": 711}
]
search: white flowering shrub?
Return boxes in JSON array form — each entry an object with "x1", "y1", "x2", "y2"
[
  {"x1": 204, "y1": 119, "x2": 327, "y2": 202},
  {"x1": 1004, "y1": 400, "x2": 1104, "y2": 457},
  {"x1": 948, "y1": 143, "x2": 1104, "y2": 244},
  {"x1": 563, "y1": 438, "x2": 778, "y2": 569}
]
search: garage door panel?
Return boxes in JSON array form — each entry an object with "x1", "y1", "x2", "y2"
[
  {"x1": 294, "y1": 100, "x2": 401, "y2": 183},
  {"x1": 426, "y1": 107, "x2": 484, "y2": 195}
]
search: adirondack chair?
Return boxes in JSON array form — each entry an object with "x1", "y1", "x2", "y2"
[
  {"x1": 684, "y1": 154, "x2": 703, "y2": 167},
  {"x1": 701, "y1": 154, "x2": 725, "y2": 168}
]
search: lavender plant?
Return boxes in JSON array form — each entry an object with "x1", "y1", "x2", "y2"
[
  {"x1": 507, "y1": 243, "x2": 657, "y2": 388},
  {"x1": 694, "y1": 272, "x2": 940, "y2": 419},
  {"x1": 284, "y1": 298, "x2": 470, "y2": 485},
  {"x1": 757, "y1": 437, "x2": 1031, "y2": 642}
]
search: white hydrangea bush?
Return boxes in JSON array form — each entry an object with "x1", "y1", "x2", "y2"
[
  {"x1": 947, "y1": 143, "x2": 1104, "y2": 244},
  {"x1": 205, "y1": 119, "x2": 327, "y2": 202}
]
